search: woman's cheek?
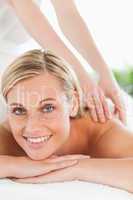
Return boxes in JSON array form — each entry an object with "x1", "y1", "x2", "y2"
[{"x1": 8, "y1": 116, "x2": 26, "y2": 136}]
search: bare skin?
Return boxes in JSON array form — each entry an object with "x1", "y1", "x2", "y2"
[
  {"x1": 0, "y1": 115, "x2": 95, "y2": 157},
  {"x1": 1, "y1": 115, "x2": 133, "y2": 192},
  {"x1": 0, "y1": 73, "x2": 133, "y2": 192},
  {"x1": 1, "y1": 110, "x2": 133, "y2": 159}
]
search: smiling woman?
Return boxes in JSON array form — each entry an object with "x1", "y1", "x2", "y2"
[
  {"x1": 0, "y1": 49, "x2": 133, "y2": 192},
  {"x1": 1, "y1": 49, "x2": 83, "y2": 160}
]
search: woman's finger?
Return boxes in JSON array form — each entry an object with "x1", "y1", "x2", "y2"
[
  {"x1": 14, "y1": 156, "x2": 78, "y2": 178},
  {"x1": 43, "y1": 159, "x2": 78, "y2": 174},
  {"x1": 12, "y1": 166, "x2": 75, "y2": 184},
  {"x1": 46, "y1": 154, "x2": 90, "y2": 163}
]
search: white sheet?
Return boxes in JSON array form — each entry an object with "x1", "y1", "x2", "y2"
[{"x1": 0, "y1": 179, "x2": 132, "y2": 200}]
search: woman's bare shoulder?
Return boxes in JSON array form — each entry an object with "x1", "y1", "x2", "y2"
[
  {"x1": 77, "y1": 114, "x2": 111, "y2": 151},
  {"x1": 89, "y1": 117, "x2": 133, "y2": 158},
  {"x1": 0, "y1": 120, "x2": 25, "y2": 156},
  {"x1": 2, "y1": 119, "x2": 11, "y2": 132},
  {"x1": 73, "y1": 114, "x2": 101, "y2": 145}
]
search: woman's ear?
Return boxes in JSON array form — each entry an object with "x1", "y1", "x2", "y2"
[{"x1": 69, "y1": 91, "x2": 79, "y2": 117}]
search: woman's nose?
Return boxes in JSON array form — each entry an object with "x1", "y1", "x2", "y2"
[{"x1": 25, "y1": 115, "x2": 44, "y2": 133}]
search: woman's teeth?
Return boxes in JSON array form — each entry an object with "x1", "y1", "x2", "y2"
[{"x1": 25, "y1": 135, "x2": 52, "y2": 143}]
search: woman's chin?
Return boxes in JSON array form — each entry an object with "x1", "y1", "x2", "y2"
[
  {"x1": 18, "y1": 136, "x2": 65, "y2": 160},
  {"x1": 19, "y1": 135, "x2": 57, "y2": 160}
]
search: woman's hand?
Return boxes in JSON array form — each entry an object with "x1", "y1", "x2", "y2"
[
  {"x1": 9, "y1": 155, "x2": 81, "y2": 179},
  {"x1": 11, "y1": 155, "x2": 90, "y2": 183},
  {"x1": 99, "y1": 76, "x2": 126, "y2": 124}
]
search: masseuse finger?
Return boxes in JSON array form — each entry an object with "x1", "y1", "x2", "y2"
[
  {"x1": 114, "y1": 105, "x2": 126, "y2": 125},
  {"x1": 111, "y1": 92, "x2": 126, "y2": 124},
  {"x1": 87, "y1": 93, "x2": 98, "y2": 122},
  {"x1": 92, "y1": 90, "x2": 106, "y2": 123},
  {"x1": 98, "y1": 89, "x2": 112, "y2": 120}
]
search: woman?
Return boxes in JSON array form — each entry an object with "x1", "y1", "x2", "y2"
[
  {"x1": 0, "y1": 49, "x2": 133, "y2": 192},
  {"x1": 6, "y1": 0, "x2": 126, "y2": 123}
]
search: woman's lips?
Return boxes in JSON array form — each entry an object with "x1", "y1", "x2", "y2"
[{"x1": 23, "y1": 135, "x2": 53, "y2": 149}]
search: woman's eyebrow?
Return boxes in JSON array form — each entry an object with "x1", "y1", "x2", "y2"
[
  {"x1": 9, "y1": 98, "x2": 56, "y2": 107},
  {"x1": 39, "y1": 98, "x2": 56, "y2": 104},
  {"x1": 9, "y1": 103, "x2": 24, "y2": 107}
]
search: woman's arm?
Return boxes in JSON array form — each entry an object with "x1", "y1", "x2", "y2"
[
  {"x1": 0, "y1": 155, "x2": 79, "y2": 179},
  {"x1": 0, "y1": 122, "x2": 80, "y2": 179},
  {"x1": 79, "y1": 119, "x2": 133, "y2": 192},
  {"x1": 51, "y1": 0, "x2": 126, "y2": 123},
  {"x1": 78, "y1": 158, "x2": 133, "y2": 193},
  {"x1": 11, "y1": 156, "x2": 133, "y2": 193},
  {"x1": 0, "y1": 156, "x2": 14, "y2": 178}
]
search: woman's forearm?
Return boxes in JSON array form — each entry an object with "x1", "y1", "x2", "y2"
[
  {"x1": 52, "y1": 0, "x2": 112, "y2": 78},
  {"x1": 0, "y1": 155, "x2": 14, "y2": 178},
  {"x1": 79, "y1": 158, "x2": 133, "y2": 193},
  {"x1": 10, "y1": 0, "x2": 90, "y2": 83}
]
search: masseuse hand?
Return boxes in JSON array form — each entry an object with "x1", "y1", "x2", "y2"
[
  {"x1": 99, "y1": 75, "x2": 126, "y2": 124},
  {"x1": 9, "y1": 155, "x2": 80, "y2": 179},
  {"x1": 81, "y1": 74, "x2": 126, "y2": 124},
  {"x1": 81, "y1": 75, "x2": 112, "y2": 123},
  {"x1": 11, "y1": 155, "x2": 90, "y2": 183}
]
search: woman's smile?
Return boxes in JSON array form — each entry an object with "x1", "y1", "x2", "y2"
[
  {"x1": 23, "y1": 135, "x2": 53, "y2": 148},
  {"x1": 23, "y1": 134, "x2": 53, "y2": 150}
]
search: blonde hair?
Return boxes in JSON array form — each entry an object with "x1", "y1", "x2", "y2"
[{"x1": 1, "y1": 49, "x2": 84, "y2": 118}]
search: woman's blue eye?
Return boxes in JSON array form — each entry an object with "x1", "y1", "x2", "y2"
[
  {"x1": 12, "y1": 107, "x2": 26, "y2": 116},
  {"x1": 42, "y1": 104, "x2": 55, "y2": 113}
]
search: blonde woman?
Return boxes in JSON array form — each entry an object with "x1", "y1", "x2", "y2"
[
  {"x1": 6, "y1": 0, "x2": 126, "y2": 123},
  {"x1": 0, "y1": 49, "x2": 133, "y2": 192}
]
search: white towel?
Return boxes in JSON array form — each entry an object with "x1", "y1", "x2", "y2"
[{"x1": 0, "y1": 179, "x2": 132, "y2": 200}]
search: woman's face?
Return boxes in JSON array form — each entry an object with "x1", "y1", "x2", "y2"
[{"x1": 7, "y1": 73, "x2": 74, "y2": 160}]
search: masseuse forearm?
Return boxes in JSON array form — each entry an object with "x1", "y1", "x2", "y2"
[
  {"x1": 79, "y1": 158, "x2": 133, "y2": 193},
  {"x1": 52, "y1": 0, "x2": 112, "y2": 78},
  {"x1": 10, "y1": 0, "x2": 90, "y2": 83}
]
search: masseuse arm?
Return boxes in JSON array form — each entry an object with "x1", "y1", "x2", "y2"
[
  {"x1": 7, "y1": 0, "x2": 92, "y2": 85},
  {"x1": 51, "y1": 0, "x2": 126, "y2": 123},
  {"x1": 7, "y1": 0, "x2": 112, "y2": 122}
]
